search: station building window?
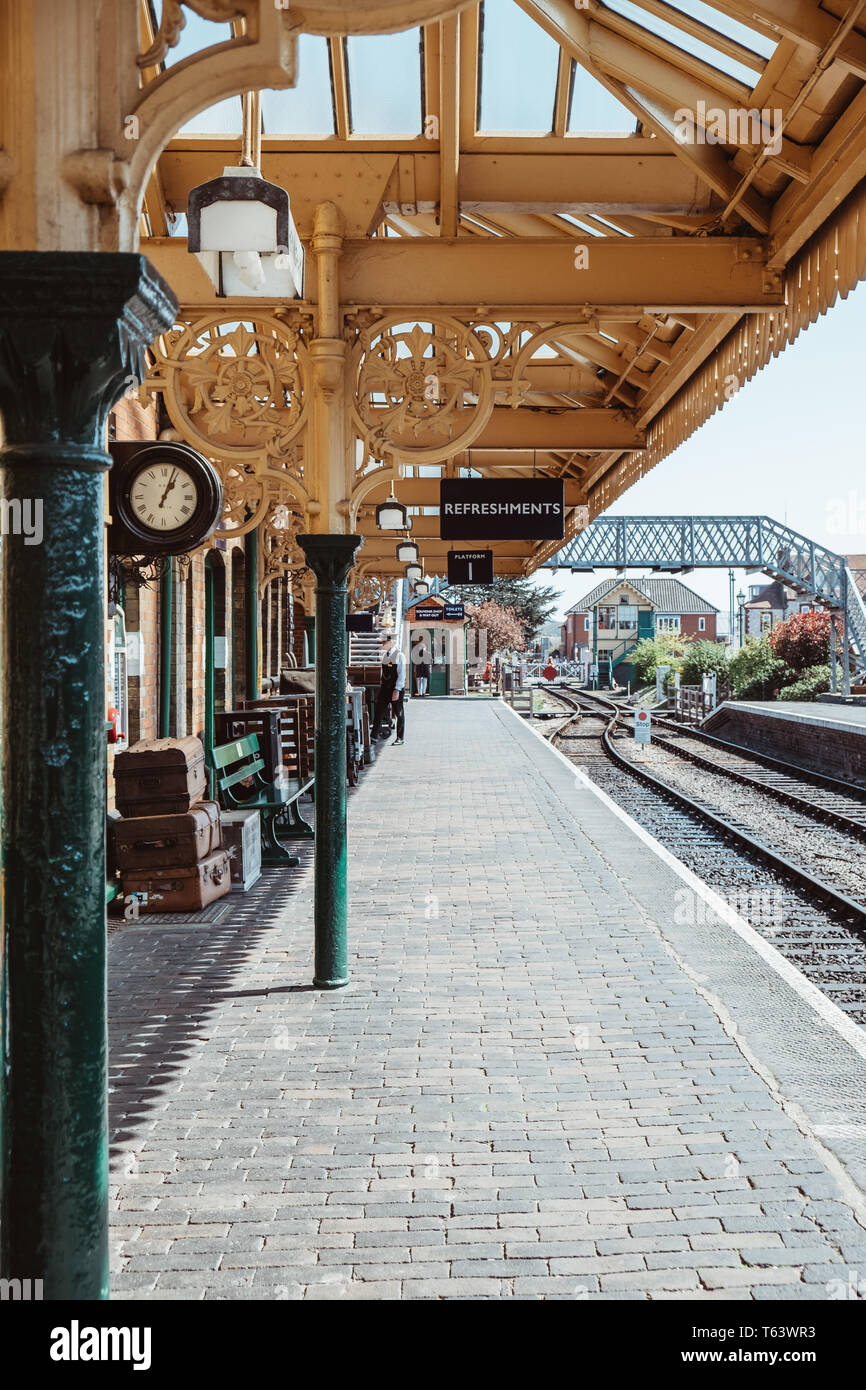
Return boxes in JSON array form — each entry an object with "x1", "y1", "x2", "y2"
[
  {"x1": 618, "y1": 605, "x2": 637, "y2": 631},
  {"x1": 698, "y1": 617, "x2": 706, "y2": 631},
  {"x1": 598, "y1": 605, "x2": 616, "y2": 630},
  {"x1": 656, "y1": 614, "x2": 680, "y2": 632}
]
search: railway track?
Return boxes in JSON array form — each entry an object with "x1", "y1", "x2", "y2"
[{"x1": 544, "y1": 685, "x2": 866, "y2": 1025}]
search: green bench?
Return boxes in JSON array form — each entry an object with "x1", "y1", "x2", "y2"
[{"x1": 210, "y1": 732, "x2": 312, "y2": 867}]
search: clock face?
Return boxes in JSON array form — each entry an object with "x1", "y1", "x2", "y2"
[{"x1": 129, "y1": 462, "x2": 200, "y2": 534}]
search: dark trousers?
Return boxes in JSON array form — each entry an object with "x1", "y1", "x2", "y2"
[{"x1": 373, "y1": 686, "x2": 405, "y2": 740}]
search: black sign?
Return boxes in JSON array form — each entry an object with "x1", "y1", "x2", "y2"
[
  {"x1": 443, "y1": 603, "x2": 465, "y2": 621},
  {"x1": 440, "y1": 479, "x2": 565, "y2": 541},
  {"x1": 412, "y1": 603, "x2": 446, "y2": 623},
  {"x1": 447, "y1": 549, "x2": 494, "y2": 584},
  {"x1": 346, "y1": 612, "x2": 374, "y2": 632}
]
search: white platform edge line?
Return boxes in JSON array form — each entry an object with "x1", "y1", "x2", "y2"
[{"x1": 500, "y1": 700, "x2": 866, "y2": 1067}]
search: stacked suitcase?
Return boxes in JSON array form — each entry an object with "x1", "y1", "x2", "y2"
[{"x1": 112, "y1": 736, "x2": 231, "y2": 913}]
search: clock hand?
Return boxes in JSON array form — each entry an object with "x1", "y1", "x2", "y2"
[{"x1": 158, "y1": 469, "x2": 178, "y2": 509}]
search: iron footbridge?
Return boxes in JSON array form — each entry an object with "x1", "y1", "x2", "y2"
[{"x1": 543, "y1": 514, "x2": 866, "y2": 684}]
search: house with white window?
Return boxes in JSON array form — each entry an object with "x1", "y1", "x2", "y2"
[
  {"x1": 742, "y1": 580, "x2": 818, "y2": 637},
  {"x1": 561, "y1": 576, "x2": 719, "y2": 683}
]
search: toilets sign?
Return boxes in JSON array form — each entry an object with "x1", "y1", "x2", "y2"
[{"x1": 440, "y1": 478, "x2": 565, "y2": 540}]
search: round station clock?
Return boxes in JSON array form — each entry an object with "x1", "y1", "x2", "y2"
[{"x1": 109, "y1": 442, "x2": 223, "y2": 557}]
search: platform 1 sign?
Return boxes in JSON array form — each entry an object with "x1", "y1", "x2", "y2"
[
  {"x1": 634, "y1": 708, "x2": 652, "y2": 745},
  {"x1": 447, "y1": 549, "x2": 493, "y2": 584},
  {"x1": 440, "y1": 479, "x2": 565, "y2": 540}
]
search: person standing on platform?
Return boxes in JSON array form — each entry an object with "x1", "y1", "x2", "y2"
[
  {"x1": 414, "y1": 638, "x2": 431, "y2": 698},
  {"x1": 373, "y1": 639, "x2": 406, "y2": 745}
]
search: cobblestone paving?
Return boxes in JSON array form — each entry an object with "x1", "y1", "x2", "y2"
[{"x1": 109, "y1": 701, "x2": 866, "y2": 1300}]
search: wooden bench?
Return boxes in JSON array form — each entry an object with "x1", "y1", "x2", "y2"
[{"x1": 210, "y1": 732, "x2": 312, "y2": 867}]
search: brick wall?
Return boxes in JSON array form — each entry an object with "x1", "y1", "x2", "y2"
[
  {"x1": 681, "y1": 614, "x2": 717, "y2": 640},
  {"x1": 104, "y1": 396, "x2": 307, "y2": 808}
]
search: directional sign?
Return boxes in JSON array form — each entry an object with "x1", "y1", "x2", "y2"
[
  {"x1": 443, "y1": 603, "x2": 465, "y2": 621},
  {"x1": 346, "y1": 612, "x2": 374, "y2": 632},
  {"x1": 440, "y1": 479, "x2": 565, "y2": 541},
  {"x1": 634, "y1": 708, "x2": 652, "y2": 745},
  {"x1": 447, "y1": 549, "x2": 494, "y2": 584},
  {"x1": 412, "y1": 603, "x2": 446, "y2": 622}
]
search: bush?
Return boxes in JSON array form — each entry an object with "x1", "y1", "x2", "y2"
[
  {"x1": 770, "y1": 611, "x2": 832, "y2": 672},
  {"x1": 728, "y1": 636, "x2": 787, "y2": 701},
  {"x1": 629, "y1": 633, "x2": 690, "y2": 685},
  {"x1": 777, "y1": 664, "x2": 830, "y2": 702},
  {"x1": 679, "y1": 641, "x2": 730, "y2": 687}
]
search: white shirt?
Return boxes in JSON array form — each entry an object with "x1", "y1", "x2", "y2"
[{"x1": 384, "y1": 646, "x2": 406, "y2": 692}]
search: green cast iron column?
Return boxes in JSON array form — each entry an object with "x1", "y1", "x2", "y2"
[
  {"x1": 297, "y1": 534, "x2": 362, "y2": 989},
  {"x1": 0, "y1": 252, "x2": 177, "y2": 1300},
  {"x1": 246, "y1": 528, "x2": 260, "y2": 700},
  {"x1": 204, "y1": 553, "x2": 217, "y2": 797},
  {"x1": 159, "y1": 558, "x2": 174, "y2": 738}
]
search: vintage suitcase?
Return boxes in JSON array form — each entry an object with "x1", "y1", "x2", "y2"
[
  {"x1": 219, "y1": 808, "x2": 262, "y2": 893},
  {"x1": 113, "y1": 801, "x2": 221, "y2": 871},
  {"x1": 114, "y1": 736, "x2": 207, "y2": 816},
  {"x1": 120, "y1": 848, "x2": 231, "y2": 913}
]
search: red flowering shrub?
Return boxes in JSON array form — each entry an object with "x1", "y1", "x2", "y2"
[{"x1": 768, "y1": 611, "x2": 832, "y2": 673}]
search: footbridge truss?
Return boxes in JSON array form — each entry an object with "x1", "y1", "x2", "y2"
[{"x1": 543, "y1": 514, "x2": 866, "y2": 678}]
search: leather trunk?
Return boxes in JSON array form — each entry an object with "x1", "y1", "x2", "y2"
[
  {"x1": 115, "y1": 736, "x2": 207, "y2": 816},
  {"x1": 113, "y1": 801, "x2": 221, "y2": 870},
  {"x1": 121, "y1": 848, "x2": 231, "y2": 913}
]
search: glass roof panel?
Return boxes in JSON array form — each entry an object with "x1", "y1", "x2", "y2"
[
  {"x1": 262, "y1": 36, "x2": 335, "y2": 136},
  {"x1": 569, "y1": 64, "x2": 637, "y2": 134},
  {"x1": 164, "y1": 12, "x2": 233, "y2": 68},
  {"x1": 601, "y1": 0, "x2": 767, "y2": 87},
  {"x1": 662, "y1": 0, "x2": 777, "y2": 60},
  {"x1": 346, "y1": 29, "x2": 423, "y2": 135},
  {"x1": 478, "y1": 0, "x2": 560, "y2": 135},
  {"x1": 179, "y1": 97, "x2": 243, "y2": 136},
  {"x1": 167, "y1": 11, "x2": 241, "y2": 132}
]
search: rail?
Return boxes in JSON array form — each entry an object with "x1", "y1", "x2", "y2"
[{"x1": 553, "y1": 685, "x2": 866, "y2": 928}]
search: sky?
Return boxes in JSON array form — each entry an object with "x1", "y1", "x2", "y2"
[{"x1": 541, "y1": 278, "x2": 866, "y2": 631}]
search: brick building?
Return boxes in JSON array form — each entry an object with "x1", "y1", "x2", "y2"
[
  {"x1": 561, "y1": 576, "x2": 719, "y2": 680},
  {"x1": 105, "y1": 397, "x2": 306, "y2": 808}
]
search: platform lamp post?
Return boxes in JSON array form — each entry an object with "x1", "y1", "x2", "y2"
[
  {"x1": 0, "y1": 252, "x2": 177, "y2": 1301},
  {"x1": 297, "y1": 533, "x2": 363, "y2": 989},
  {"x1": 737, "y1": 589, "x2": 746, "y2": 648}
]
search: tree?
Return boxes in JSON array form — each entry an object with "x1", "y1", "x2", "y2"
[
  {"x1": 443, "y1": 576, "x2": 558, "y2": 642},
  {"x1": 630, "y1": 632, "x2": 692, "y2": 685},
  {"x1": 679, "y1": 641, "x2": 730, "y2": 687},
  {"x1": 728, "y1": 636, "x2": 787, "y2": 700},
  {"x1": 465, "y1": 600, "x2": 525, "y2": 662},
  {"x1": 769, "y1": 611, "x2": 832, "y2": 673}
]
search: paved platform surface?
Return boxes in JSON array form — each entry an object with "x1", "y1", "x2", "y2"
[
  {"x1": 108, "y1": 700, "x2": 866, "y2": 1300},
  {"x1": 720, "y1": 700, "x2": 866, "y2": 731}
]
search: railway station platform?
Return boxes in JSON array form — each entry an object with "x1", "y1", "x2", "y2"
[
  {"x1": 705, "y1": 701, "x2": 866, "y2": 786},
  {"x1": 108, "y1": 699, "x2": 866, "y2": 1301}
]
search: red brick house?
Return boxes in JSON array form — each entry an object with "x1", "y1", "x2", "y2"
[{"x1": 560, "y1": 577, "x2": 719, "y2": 674}]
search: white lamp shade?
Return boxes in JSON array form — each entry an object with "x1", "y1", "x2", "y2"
[
  {"x1": 376, "y1": 499, "x2": 408, "y2": 530},
  {"x1": 396, "y1": 540, "x2": 419, "y2": 563},
  {"x1": 414, "y1": 580, "x2": 430, "y2": 596},
  {"x1": 405, "y1": 563, "x2": 423, "y2": 583}
]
